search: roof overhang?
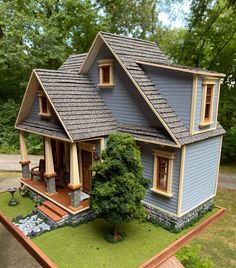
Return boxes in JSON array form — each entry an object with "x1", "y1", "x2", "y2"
[{"x1": 136, "y1": 60, "x2": 226, "y2": 78}]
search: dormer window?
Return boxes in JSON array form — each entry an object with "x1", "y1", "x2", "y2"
[
  {"x1": 200, "y1": 79, "x2": 215, "y2": 127},
  {"x1": 98, "y1": 59, "x2": 114, "y2": 88},
  {"x1": 38, "y1": 93, "x2": 51, "y2": 117}
]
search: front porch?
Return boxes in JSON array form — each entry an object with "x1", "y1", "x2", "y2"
[
  {"x1": 18, "y1": 130, "x2": 105, "y2": 214},
  {"x1": 21, "y1": 178, "x2": 89, "y2": 215}
]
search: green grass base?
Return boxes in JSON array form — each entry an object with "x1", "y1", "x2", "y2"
[{"x1": 0, "y1": 190, "x2": 34, "y2": 219}]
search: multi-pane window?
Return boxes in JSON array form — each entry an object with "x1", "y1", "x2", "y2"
[
  {"x1": 204, "y1": 85, "x2": 213, "y2": 123},
  {"x1": 200, "y1": 81, "x2": 215, "y2": 126},
  {"x1": 152, "y1": 150, "x2": 174, "y2": 197},
  {"x1": 98, "y1": 59, "x2": 114, "y2": 87}
]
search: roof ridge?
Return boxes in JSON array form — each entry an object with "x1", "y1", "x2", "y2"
[
  {"x1": 100, "y1": 31, "x2": 156, "y2": 45},
  {"x1": 68, "y1": 53, "x2": 88, "y2": 57}
]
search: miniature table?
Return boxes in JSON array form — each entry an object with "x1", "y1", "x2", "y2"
[{"x1": 7, "y1": 187, "x2": 19, "y2": 206}]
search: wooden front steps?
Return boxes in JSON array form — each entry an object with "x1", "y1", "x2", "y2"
[{"x1": 37, "y1": 201, "x2": 68, "y2": 222}]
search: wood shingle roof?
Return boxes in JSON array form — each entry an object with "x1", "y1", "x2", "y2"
[{"x1": 35, "y1": 69, "x2": 117, "y2": 141}]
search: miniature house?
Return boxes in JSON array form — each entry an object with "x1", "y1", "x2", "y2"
[{"x1": 15, "y1": 32, "x2": 225, "y2": 228}]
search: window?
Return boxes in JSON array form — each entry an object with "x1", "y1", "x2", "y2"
[
  {"x1": 200, "y1": 80, "x2": 215, "y2": 127},
  {"x1": 151, "y1": 150, "x2": 174, "y2": 197},
  {"x1": 98, "y1": 59, "x2": 114, "y2": 88},
  {"x1": 38, "y1": 93, "x2": 50, "y2": 117}
]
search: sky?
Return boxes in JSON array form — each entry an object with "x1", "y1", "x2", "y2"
[{"x1": 158, "y1": 1, "x2": 191, "y2": 29}]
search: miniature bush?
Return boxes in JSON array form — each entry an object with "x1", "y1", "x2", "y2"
[
  {"x1": 89, "y1": 133, "x2": 149, "y2": 242},
  {"x1": 176, "y1": 245, "x2": 213, "y2": 268}
]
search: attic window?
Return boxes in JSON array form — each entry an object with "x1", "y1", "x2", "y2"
[
  {"x1": 98, "y1": 59, "x2": 114, "y2": 88},
  {"x1": 200, "y1": 79, "x2": 215, "y2": 127},
  {"x1": 151, "y1": 150, "x2": 174, "y2": 198},
  {"x1": 38, "y1": 93, "x2": 50, "y2": 117}
]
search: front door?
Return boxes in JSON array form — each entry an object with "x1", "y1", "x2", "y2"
[{"x1": 81, "y1": 150, "x2": 92, "y2": 193}]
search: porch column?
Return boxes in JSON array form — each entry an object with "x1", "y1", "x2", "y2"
[
  {"x1": 44, "y1": 137, "x2": 57, "y2": 195},
  {"x1": 19, "y1": 131, "x2": 30, "y2": 179},
  {"x1": 68, "y1": 143, "x2": 81, "y2": 209}
]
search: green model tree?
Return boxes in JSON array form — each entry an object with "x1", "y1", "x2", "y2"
[{"x1": 89, "y1": 133, "x2": 149, "y2": 242}]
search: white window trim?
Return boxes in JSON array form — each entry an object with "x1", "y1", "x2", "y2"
[
  {"x1": 38, "y1": 93, "x2": 51, "y2": 117},
  {"x1": 151, "y1": 150, "x2": 174, "y2": 198},
  {"x1": 199, "y1": 79, "x2": 216, "y2": 127},
  {"x1": 97, "y1": 59, "x2": 114, "y2": 88}
]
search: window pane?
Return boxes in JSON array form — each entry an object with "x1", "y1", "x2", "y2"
[
  {"x1": 41, "y1": 96, "x2": 48, "y2": 114},
  {"x1": 157, "y1": 157, "x2": 168, "y2": 190},
  {"x1": 204, "y1": 85, "x2": 213, "y2": 121},
  {"x1": 102, "y1": 66, "x2": 110, "y2": 83},
  {"x1": 205, "y1": 103, "x2": 210, "y2": 119}
]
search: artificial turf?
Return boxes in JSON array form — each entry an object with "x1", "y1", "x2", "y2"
[
  {"x1": 33, "y1": 209, "x2": 217, "y2": 268},
  {"x1": 0, "y1": 190, "x2": 218, "y2": 268},
  {"x1": 0, "y1": 191, "x2": 34, "y2": 219}
]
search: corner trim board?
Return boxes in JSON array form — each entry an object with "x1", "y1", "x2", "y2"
[
  {"x1": 177, "y1": 146, "x2": 186, "y2": 216},
  {"x1": 190, "y1": 75, "x2": 198, "y2": 134},
  {"x1": 214, "y1": 135, "x2": 223, "y2": 195}
]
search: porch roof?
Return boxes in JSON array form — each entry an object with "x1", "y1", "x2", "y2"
[
  {"x1": 35, "y1": 69, "x2": 117, "y2": 141},
  {"x1": 16, "y1": 118, "x2": 70, "y2": 141}
]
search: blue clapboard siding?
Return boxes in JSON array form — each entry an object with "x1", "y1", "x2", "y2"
[
  {"x1": 143, "y1": 65, "x2": 193, "y2": 128},
  {"x1": 181, "y1": 136, "x2": 222, "y2": 214},
  {"x1": 88, "y1": 44, "x2": 162, "y2": 127},
  {"x1": 194, "y1": 77, "x2": 219, "y2": 132},
  {"x1": 138, "y1": 141, "x2": 181, "y2": 214}
]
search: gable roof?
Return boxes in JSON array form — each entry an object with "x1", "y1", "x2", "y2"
[
  {"x1": 59, "y1": 53, "x2": 87, "y2": 73},
  {"x1": 80, "y1": 32, "x2": 225, "y2": 145}
]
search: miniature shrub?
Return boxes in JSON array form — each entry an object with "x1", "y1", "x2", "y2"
[{"x1": 176, "y1": 245, "x2": 213, "y2": 268}]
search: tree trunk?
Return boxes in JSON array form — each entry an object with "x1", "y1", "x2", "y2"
[{"x1": 113, "y1": 225, "x2": 120, "y2": 241}]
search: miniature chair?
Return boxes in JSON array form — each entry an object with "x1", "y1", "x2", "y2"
[
  {"x1": 31, "y1": 159, "x2": 45, "y2": 181},
  {"x1": 55, "y1": 168, "x2": 65, "y2": 188}
]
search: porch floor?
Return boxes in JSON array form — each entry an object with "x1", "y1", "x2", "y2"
[{"x1": 21, "y1": 178, "x2": 89, "y2": 215}]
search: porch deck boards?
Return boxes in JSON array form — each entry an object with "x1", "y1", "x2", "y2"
[{"x1": 21, "y1": 178, "x2": 89, "y2": 215}]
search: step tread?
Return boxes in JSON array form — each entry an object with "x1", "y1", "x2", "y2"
[
  {"x1": 43, "y1": 201, "x2": 68, "y2": 217},
  {"x1": 37, "y1": 205, "x2": 62, "y2": 222}
]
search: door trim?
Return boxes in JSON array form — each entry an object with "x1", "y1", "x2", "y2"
[{"x1": 78, "y1": 142, "x2": 95, "y2": 190}]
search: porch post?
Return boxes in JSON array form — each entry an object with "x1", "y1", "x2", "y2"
[
  {"x1": 19, "y1": 131, "x2": 30, "y2": 179},
  {"x1": 44, "y1": 137, "x2": 57, "y2": 195},
  {"x1": 68, "y1": 143, "x2": 82, "y2": 209}
]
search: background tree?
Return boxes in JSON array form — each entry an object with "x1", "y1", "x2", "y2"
[{"x1": 89, "y1": 133, "x2": 149, "y2": 242}]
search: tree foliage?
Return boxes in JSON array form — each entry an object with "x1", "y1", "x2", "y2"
[
  {"x1": 89, "y1": 133, "x2": 149, "y2": 241},
  {"x1": 0, "y1": 0, "x2": 235, "y2": 162}
]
